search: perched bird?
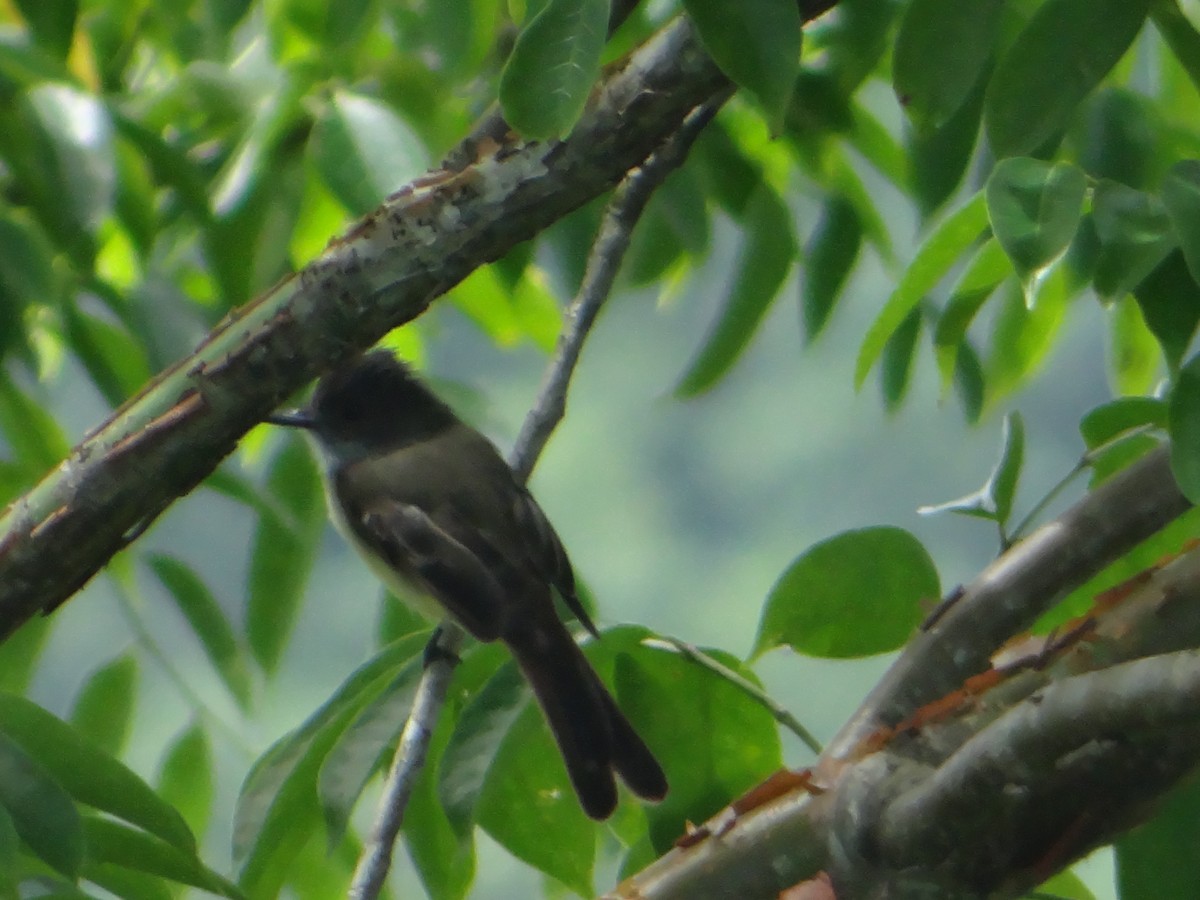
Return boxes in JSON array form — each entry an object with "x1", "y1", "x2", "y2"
[{"x1": 269, "y1": 350, "x2": 667, "y2": 819}]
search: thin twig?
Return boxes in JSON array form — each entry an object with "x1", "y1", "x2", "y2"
[
  {"x1": 349, "y1": 627, "x2": 464, "y2": 900},
  {"x1": 510, "y1": 92, "x2": 729, "y2": 482},
  {"x1": 661, "y1": 637, "x2": 823, "y2": 756},
  {"x1": 348, "y1": 97, "x2": 727, "y2": 900}
]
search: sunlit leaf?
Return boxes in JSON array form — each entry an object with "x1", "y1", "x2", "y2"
[
  {"x1": 857, "y1": 191, "x2": 989, "y2": 386},
  {"x1": 753, "y1": 527, "x2": 939, "y2": 658},
  {"x1": 70, "y1": 655, "x2": 138, "y2": 757}
]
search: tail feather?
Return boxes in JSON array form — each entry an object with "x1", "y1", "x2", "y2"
[{"x1": 504, "y1": 613, "x2": 666, "y2": 819}]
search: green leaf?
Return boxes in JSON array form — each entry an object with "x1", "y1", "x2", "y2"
[
  {"x1": 1152, "y1": 2, "x2": 1200, "y2": 98},
  {"x1": 499, "y1": 0, "x2": 608, "y2": 139},
  {"x1": 1116, "y1": 774, "x2": 1200, "y2": 899},
  {"x1": 62, "y1": 302, "x2": 154, "y2": 406},
  {"x1": 0, "y1": 695, "x2": 194, "y2": 854},
  {"x1": 881, "y1": 307, "x2": 921, "y2": 412},
  {"x1": 985, "y1": 0, "x2": 1152, "y2": 157},
  {"x1": 1081, "y1": 397, "x2": 1167, "y2": 449},
  {"x1": 1090, "y1": 181, "x2": 1176, "y2": 301},
  {"x1": 476, "y1": 700, "x2": 594, "y2": 897},
  {"x1": 318, "y1": 658, "x2": 422, "y2": 845},
  {"x1": 985, "y1": 158, "x2": 1086, "y2": 300},
  {"x1": 438, "y1": 661, "x2": 529, "y2": 837},
  {"x1": 1037, "y1": 867, "x2": 1096, "y2": 900},
  {"x1": 1075, "y1": 88, "x2": 1157, "y2": 190},
  {"x1": 0, "y1": 730, "x2": 83, "y2": 876},
  {"x1": 753, "y1": 527, "x2": 939, "y2": 658},
  {"x1": 82, "y1": 865, "x2": 173, "y2": 900},
  {"x1": 615, "y1": 644, "x2": 782, "y2": 853},
  {"x1": 234, "y1": 634, "x2": 426, "y2": 895},
  {"x1": 0, "y1": 616, "x2": 51, "y2": 693},
  {"x1": 309, "y1": 90, "x2": 427, "y2": 216},
  {"x1": 1169, "y1": 353, "x2": 1200, "y2": 502},
  {"x1": 148, "y1": 554, "x2": 253, "y2": 709},
  {"x1": 70, "y1": 655, "x2": 138, "y2": 757},
  {"x1": 919, "y1": 412, "x2": 1026, "y2": 526},
  {"x1": 985, "y1": 270, "x2": 1072, "y2": 404},
  {"x1": 1162, "y1": 160, "x2": 1200, "y2": 285},
  {"x1": 247, "y1": 438, "x2": 324, "y2": 674},
  {"x1": 909, "y1": 63, "x2": 988, "y2": 218},
  {"x1": 157, "y1": 724, "x2": 214, "y2": 841},
  {"x1": 682, "y1": 0, "x2": 802, "y2": 133},
  {"x1": 83, "y1": 817, "x2": 243, "y2": 898},
  {"x1": 856, "y1": 191, "x2": 989, "y2": 386},
  {"x1": 1133, "y1": 250, "x2": 1200, "y2": 373},
  {"x1": 0, "y1": 804, "x2": 18, "y2": 897},
  {"x1": 803, "y1": 195, "x2": 861, "y2": 341},
  {"x1": 14, "y1": 0, "x2": 78, "y2": 58},
  {"x1": 1107, "y1": 295, "x2": 1162, "y2": 396},
  {"x1": 676, "y1": 186, "x2": 796, "y2": 395},
  {"x1": 0, "y1": 373, "x2": 71, "y2": 478},
  {"x1": 933, "y1": 238, "x2": 1012, "y2": 390},
  {"x1": 954, "y1": 340, "x2": 985, "y2": 425},
  {"x1": 892, "y1": 0, "x2": 1003, "y2": 130}
]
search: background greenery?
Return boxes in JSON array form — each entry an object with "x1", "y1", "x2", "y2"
[{"x1": 2, "y1": 0, "x2": 1199, "y2": 897}]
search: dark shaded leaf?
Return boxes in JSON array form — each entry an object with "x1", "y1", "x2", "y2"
[
  {"x1": 676, "y1": 186, "x2": 796, "y2": 395},
  {"x1": 985, "y1": 0, "x2": 1152, "y2": 157},
  {"x1": 0, "y1": 695, "x2": 194, "y2": 854},
  {"x1": 803, "y1": 195, "x2": 861, "y2": 341},
  {"x1": 682, "y1": 0, "x2": 801, "y2": 132},
  {"x1": 1133, "y1": 250, "x2": 1200, "y2": 373},
  {"x1": 0, "y1": 730, "x2": 82, "y2": 876},
  {"x1": 246, "y1": 438, "x2": 324, "y2": 674},
  {"x1": 70, "y1": 655, "x2": 137, "y2": 757},
  {"x1": 1169, "y1": 353, "x2": 1200, "y2": 502},
  {"x1": 893, "y1": 0, "x2": 1003, "y2": 130},
  {"x1": 499, "y1": 0, "x2": 608, "y2": 139}
]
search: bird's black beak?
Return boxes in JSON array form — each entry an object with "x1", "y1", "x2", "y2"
[{"x1": 267, "y1": 410, "x2": 316, "y2": 429}]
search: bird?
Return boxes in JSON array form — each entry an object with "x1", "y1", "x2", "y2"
[{"x1": 269, "y1": 350, "x2": 667, "y2": 819}]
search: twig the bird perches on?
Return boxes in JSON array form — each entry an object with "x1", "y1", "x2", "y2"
[{"x1": 348, "y1": 97, "x2": 727, "y2": 900}]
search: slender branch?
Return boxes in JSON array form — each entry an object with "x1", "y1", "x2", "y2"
[
  {"x1": 510, "y1": 93, "x2": 729, "y2": 481},
  {"x1": 660, "y1": 637, "x2": 822, "y2": 756},
  {"x1": 348, "y1": 628, "x2": 463, "y2": 900},
  {"x1": 347, "y1": 98, "x2": 726, "y2": 900}
]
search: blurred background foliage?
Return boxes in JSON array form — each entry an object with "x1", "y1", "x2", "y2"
[{"x1": 2, "y1": 0, "x2": 1200, "y2": 897}]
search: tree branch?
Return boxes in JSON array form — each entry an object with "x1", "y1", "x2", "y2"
[
  {"x1": 825, "y1": 445, "x2": 1190, "y2": 760},
  {"x1": 611, "y1": 446, "x2": 1198, "y2": 899},
  {"x1": 0, "y1": 15, "x2": 732, "y2": 639}
]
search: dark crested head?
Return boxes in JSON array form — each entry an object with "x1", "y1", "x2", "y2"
[{"x1": 303, "y1": 351, "x2": 457, "y2": 456}]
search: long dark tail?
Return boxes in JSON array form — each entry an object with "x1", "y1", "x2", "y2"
[{"x1": 504, "y1": 612, "x2": 667, "y2": 820}]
